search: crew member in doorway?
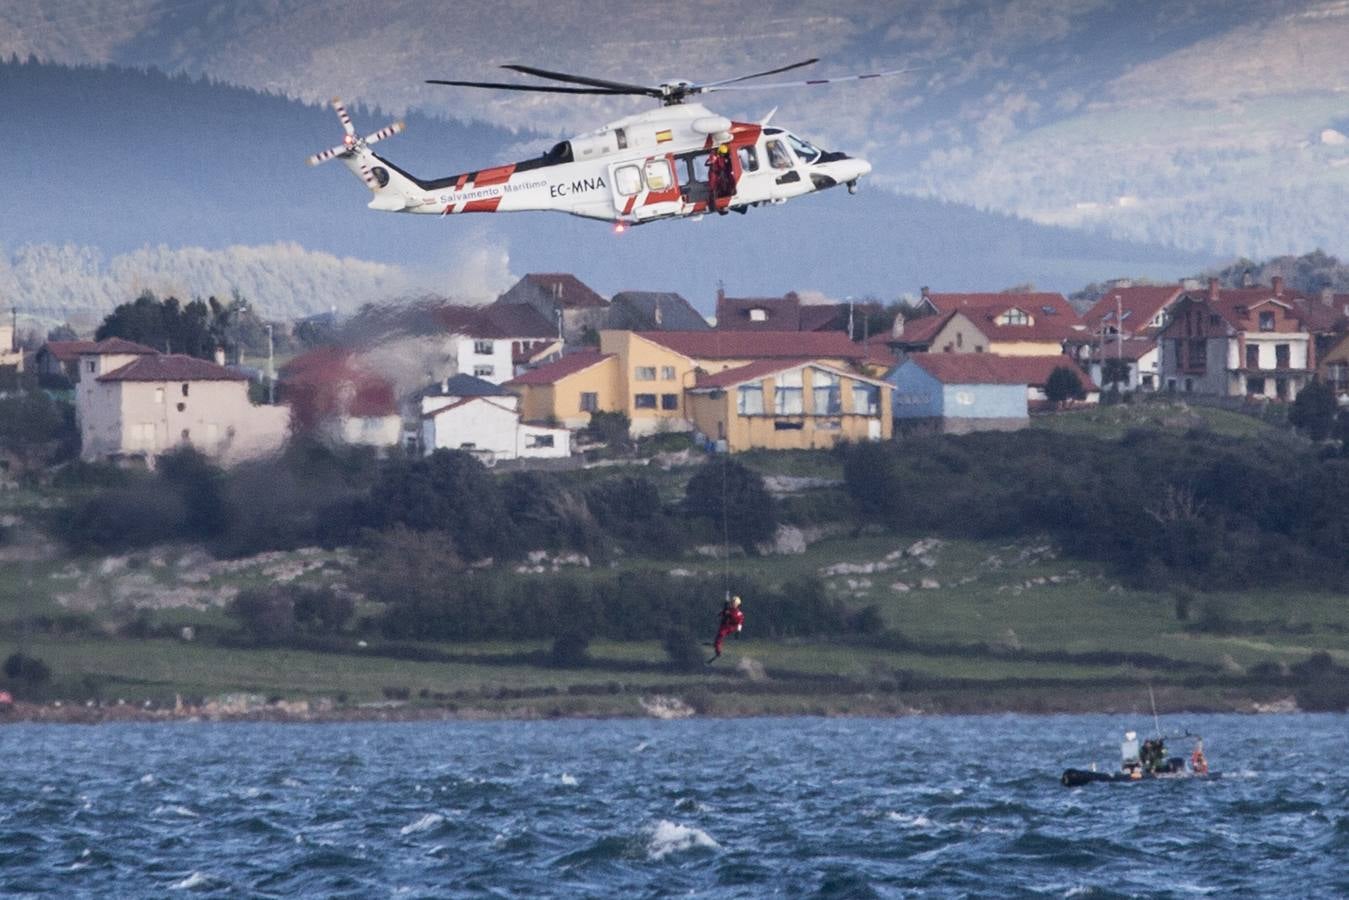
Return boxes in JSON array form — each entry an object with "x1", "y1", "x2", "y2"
[
  {"x1": 707, "y1": 144, "x2": 735, "y2": 214},
  {"x1": 708, "y1": 595, "x2": 744, "y2": 662}
]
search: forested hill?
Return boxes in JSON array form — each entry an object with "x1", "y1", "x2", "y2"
[{"x1": 3, "y1": 58, "x2": 1213, "y2": 320}]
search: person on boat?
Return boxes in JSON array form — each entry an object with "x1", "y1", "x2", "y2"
[
  {"x1": 1190, "y1": 739, "x2": 1208, "y2": 774},
  {"x1": 708, "y1": 595, "x2": 744, "y2": 662}
]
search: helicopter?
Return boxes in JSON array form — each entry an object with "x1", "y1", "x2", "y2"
[{"x1": 306, "y1": 59, "x2": 906, "y2": 227}]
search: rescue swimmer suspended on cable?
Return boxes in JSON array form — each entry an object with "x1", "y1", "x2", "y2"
[{"x1": 306, "y1": 58, "x2": 909, "y2": 228}]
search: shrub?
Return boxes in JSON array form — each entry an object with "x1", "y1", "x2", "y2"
[
  {"x1": 228, "y1": 587, "x2": 296, "y2": 643},
  {"x1": 3, "y1": 652, "x2": 52, "y2": 686},
  {"x1": 1289, "y1": 381, "x2": 1337, "y2": 441},
  {"x1": 367, "y1": 450, "x2": 519, "y2": 560},
  {"x1": 662, "y1": 629, "x2": 706, "y2": 672},
  {"x1": 549, "y1": 630, "x2": 592, "y2": 667},
  {"x1": 684, "y1": 457, "x2": 777, "y2": 551},
  {"x1": 583, "y1": 411, "x2": 632, "y2": 450},
  {"x1": 292, "y1": 586, "x2": 355, "y2": 634}
]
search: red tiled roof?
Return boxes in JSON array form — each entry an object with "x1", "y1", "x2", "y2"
[
  {"x1": 923, "y1": 293, "x2": 1081, "y2": 343},
  {"x1": 41, "y1": 340, "x2": 99, "y2": 363},
  {"x1": 1290, "y1": 295, "x2": 1349, "y2": 333},
  {"x1": 278, "y1": 347, "x2": 398, "y2": 422},
  {"x1": 798, "y1": 304, "x2": 848, "y2": 333},
  {"x1": 637, "y1": 330, "x2": 865, "y2": 361},
  {"x1": 891, "y1": 312, "x2": 955, "y2": 346},
  {"x1": 910, "y1": 353, "x2": 1097, "y2": 389},
  {"x1": 82, "y1": 337, "x2": 158, "y2": 356},
  {"x1": 1084, "y1": 285, "x2": 1183, "y2": 335},
  {"x1": 692, "y1": 358, "x2": 815, "y2": 389},
  {"x1": 521, "y1": 273, "x2": 607, "y2": 308},
  {"x1": 505, "y1": 351, "x2": 613, "y2": 386},
  {"x1": 98, "y1": 354, "x2": 247, "y2": 382}
]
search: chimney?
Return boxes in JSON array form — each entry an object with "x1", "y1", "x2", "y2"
[
  {"x1": 1241, "y1": 268, "x2": 1254, "y2": 288},
  {"x1": 1320, "y1": 287, "x2": 1333, "y2": 307},
  {"x1": 920, "y1": 286, "x2": 930, "y2": 300},
  {"x1": 1272, "y1": 276, "x2": 1284, "y2": 297},
  {"x1": 213, "y1": 347, "x2": 226, "y2": 366},
  {"x1": 891, "y1": 311, "x2": 905, "y2": 338},
  {"x1": 1207, "y1": 278, "x2": 1220, "y2": 301}
]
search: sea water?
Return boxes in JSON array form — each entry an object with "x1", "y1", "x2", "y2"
[{"x1": 0, "y1": 714, "x2": 1343, "y2": 896}]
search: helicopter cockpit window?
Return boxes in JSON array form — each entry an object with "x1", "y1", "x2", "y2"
[
  {"x1": 786, "y1": 134, "x2": 821, "y2": 164},
  {"x1": 644, "y1": 159, "x2": 673, "y2": 191},
  {"x1": 738, "y1": 146, "x2": 759, "y2": 173},
  {"x1": 615, "y1": 164, "x2": 643, "y2": 196},
  {"x1": 766, "y1": 140, "x2": 792, "y2": 170}
]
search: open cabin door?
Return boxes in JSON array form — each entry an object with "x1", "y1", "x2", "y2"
[{"x1": 608, "y1": 155, "x2": 684, "y2": 221}]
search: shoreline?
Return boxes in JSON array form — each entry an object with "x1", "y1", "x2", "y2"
[{"x1": 0, "y1": 690, "x2": 1305, "y2": 725}]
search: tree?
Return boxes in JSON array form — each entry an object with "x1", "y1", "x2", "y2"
[
  {"x1": 367, "y1": 450, "x2": 519, "y2": 560},
  {"x1": 2, "y1": 652, "x2": 51, "y2": 686},
  {"x1": 684, "y1": 457, "x2": 777, "y2": 551},
  {"x1": 1289, "y1": 380, "x2": 1337, "y2": 441},
  {"x1": 96, "y1": 291, "x2": 217, "y2": 358},
  {"x1": 1101, "y1": 358, "x2": 1131, "y2": 395},
  {"x1": 1044, "y1": 366, "x2": 1087, "y2": 408},
  {"x1": 583, "y1": 410, "x2": 632, "y2": 451},
  {"x1": 0, "y1": 392, "x2": 77, "y2": 469},
  {"x1": 46, "y1": 324, "x2": 78, "y2": 342}
]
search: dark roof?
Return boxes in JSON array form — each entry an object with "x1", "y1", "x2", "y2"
[
  {"x1": 891, "y1": 311, "x2": 956, "y2": 347},
  {"x1": 609, "y1": 291, "x2": 709, "y2": 331},
  {"x1": 716, "y1": 292, "x2": 800, "y2": 330},
  {"x1": 40, "y1": 340, "x2": 99, "y2": 363},
  {"x1": 432, "y1": 303, "x2": 556, "y2": 339},
  {"x1": 517, "y1": 273, "x2": 608, "y2": 308},
  {"x1": 1084, "y1": 285, "x2": 1183, "y2": 336},
  {"x1": 98, "y1": 354, "x2": 247, "y2": 383},
  {"x1": 426, "y1": 373, "x2": 515, "y2": 398},
  {"x1": 1088, "y1": 336, "x2": 1158, "y2": 363},
  {"x1": 908, "y1": 353, "x2": 1097, "y2": 389},
  {"x1": 798, "y1": 304, "x2": 849, "y2": 332},
  {"x1": 505, "y1": 350, "x2": 614, "y2": 386},
  {"x1": 81, "y1": 337, "x2": 158, "y2": 356},
  {"x1": 637, "y1": 330, "x2": 865, "y2": 361}
]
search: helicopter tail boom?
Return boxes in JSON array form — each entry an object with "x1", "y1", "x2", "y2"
[{"x1": 307, "y1": 99, "x2": 425, "y2": 211}]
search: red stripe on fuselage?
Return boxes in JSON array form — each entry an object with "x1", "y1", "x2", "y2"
[
  {"x1": 474, "y1": 164, "x2": 515, "y2": 187},
  {"x1": 463, "y1": 197, "x2": 502, "y2": 213}
]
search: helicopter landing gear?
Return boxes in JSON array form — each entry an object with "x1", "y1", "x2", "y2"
[{"x1": 847, "y1": 179, "x2": 859, "y2": 195}]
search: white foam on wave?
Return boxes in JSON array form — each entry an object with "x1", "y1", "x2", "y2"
[
  {"x1": 887, "y1": 812, "x2": 934, "y2": 829},
  {"x1": 154, "y1": 804, "x2": 199, "y2": 819},
  {"x1": 139, "y1": 774, "x2": 155, "y2": 786},
  {"x1": 647, "y1": 820, "x2": 719, "y2": 859},
  {"x1": 633, "y1": 741, "x2": 650, "y2": 753},
  {"x1": 169, "y1": 871, "x2": 211, "y2": 890},
  {"x1": 560, "y1": 773, "x2": 579, "y2": 786},
  {"x1": 400, "y1": 813, "x2": 444, "y2": 835}
]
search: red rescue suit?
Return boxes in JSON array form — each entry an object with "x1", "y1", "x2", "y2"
[
  {"x1": 713, "y1": 603, "x2": 744, "y2": 656},
  {"x1": 708, "y1": 150, "x2": 735, "y2": 210}
]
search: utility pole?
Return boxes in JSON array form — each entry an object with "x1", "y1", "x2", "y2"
[{"x1": 266, "y1": 323, "x2": 275, "y2": 405}]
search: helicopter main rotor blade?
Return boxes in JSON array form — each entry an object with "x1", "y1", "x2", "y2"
[
  {"x1": 426, "y1": 79, "x2": 641, "y2": 95},
  {"x1": 500, "y1": 64, "x2": 658, "y2": 96},
  {"x1": 698, "y1": 58, "x2": 820, "y2": 88},
  {"x1": 699, "y1": 67, "x2": 913, "y2": 94}
]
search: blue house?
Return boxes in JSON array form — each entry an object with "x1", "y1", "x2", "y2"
[{"x1": 886, "y1": 354, "x2": 1032, "y2": 433}]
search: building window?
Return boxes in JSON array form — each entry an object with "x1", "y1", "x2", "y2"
[
  {"x1": 1258, "y1": 311, "x2": 1275, "y2": 331},
  {"x1": 749, "y1": 308, "x2": 767, "y2": 322},
  {"x1": 956, "y1": 332, "x2": 963, "y2": 348},
  {"x1": 1275, "y1": 344, "x2": 1290, "y2": 370},
  {"x1": 634, "y1": 366, "x2": 657, "y2": 381},
  {"x1": 86, "y1": 360, "x2": 95, "y2": 374},
  {"x1": 660, "y1": 393, "x2": 679, "y2": 411},
  {"x1": 737, "y1": 383, "x2": 764, "y2": 415},
  {"x1": 852, "y1": 384, "x2": 879, "y2": 415},
  {"x1": 473, "y1": 365, "x2": 494, "y2": 378},
  {"x1": 634, "y1": 393, "x2": 657, "y2": 409},
  {"x1": 1000, "y1": 308, "x2": 1029, "y2": 326},
  {"x1": 180, "y1": 429, "x2": 190, "y2": 442},
  {"x1": 1276, "y1": 378, "x2": 1288, "y2": 399},
  {"x1": 474, "y1": 340, "x2": 493, "y2": 355},
  {"x1": 526, "y1": 434, "x2": 555, "y2": 448},
  {"x1": 1184, "y1": 378, "x2": 1193, "y2": 392},
  {"x1": 176, "y1": 402, "x2": 186, "y2": 412},
  {"x1": 812, "y1": 371, "x2": 841, "y2": 415},
  {"x1": 1246, "y1": 345, "x2": 1259, "y2": 369},
  {"x1": 1246, "y1": 377, "x2": 1265, "y2": 395},
  {"x1": 1141, "y1": 374, "x2": 1154, "y2": 389},
  {"x1": 154, "y1": 387, "x2": 164, "y2": 404},
  {"x1": 1209, "y1": 314, "x2": 1221, "y2": 326},
  {"x1": 773, "y1": 420, "x2": 804, "y2": 430},
  {"x1": 775, "y1": 370, "x2": 803, "y2": 415},
  {"x1": 579, "y1": 392, "x2": 599, "y2": 412},
  {"x1": 1186, "y1": 339, "x2": 1206, "y2": 372},
  {"x1": 181, "y1": 384, "x2": 190, "y2": 397},
  {"x1": 660, "y1": 365, "x2": 676, "y2": 381}
]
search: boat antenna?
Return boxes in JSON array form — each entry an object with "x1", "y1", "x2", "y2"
[{"x1": 1148, "y1": 684, "x2": 1161, "y2": 738}]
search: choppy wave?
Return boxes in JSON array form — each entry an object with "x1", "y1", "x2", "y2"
[{"x1": 0, "y1": 714, "x2": 1343, "y2": 896}]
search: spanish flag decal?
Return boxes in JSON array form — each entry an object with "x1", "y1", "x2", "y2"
[{"x1": 656, "y1": 129, "x2": 673, "y2": 143}]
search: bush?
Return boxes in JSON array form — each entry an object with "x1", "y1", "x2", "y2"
[
  {"x1": 684, "y1": 457, "x2": 778, "y2": 551},
  {"x1": 549, "y1": 630, "x2": 592, "y2": 667},
  {"x1": 1289, "y1": 381, "x2": 1336, "y2": 441},
  {"x1": 367, "y1": 450, "x2": 519, "y2": 560},
  {"x1": 1045, "y1": 366, "x2": 1087, "y2": 407},
  {"x1": 662, "y1": 629, "x2": 706, "y2": 672},
  {"x1": 228, "y1": 587, "x2": 297, "y2": 643},
  {"x1": 293, "y1": 586, "x2": 355, "y2": 634},
  {"x1": 3, "y1": 652, "x2": 52, "y2": 686},
  {"x1": 583, "y1": 411, "x2": 632, "y2": 450}
]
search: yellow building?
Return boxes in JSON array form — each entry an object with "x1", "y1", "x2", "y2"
[
  {"x1": 507, "y1": 330, "x2": 871, "y2": 436},
  {"x1": 505, "y1": 350, "x2": 619, "y2": 428},
  {"x1": 686, "y1": 359, "x2": 892, "y2": 452}
]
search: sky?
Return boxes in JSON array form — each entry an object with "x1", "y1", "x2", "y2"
[{"x1": 5, "y1": 0, "x2": 1349, "y2": 317}]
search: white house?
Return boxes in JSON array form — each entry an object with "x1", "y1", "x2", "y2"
[
  {"x1": 433, "y1": 303, "x2": 559, "y2": 384},
  {"x1": 420, "y1": 373, "x2": 570, "y2": 461}
]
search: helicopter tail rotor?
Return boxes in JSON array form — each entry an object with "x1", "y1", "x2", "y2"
[{"x1": 306, "y1": 98, "x2": 405, "y2": 190}]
